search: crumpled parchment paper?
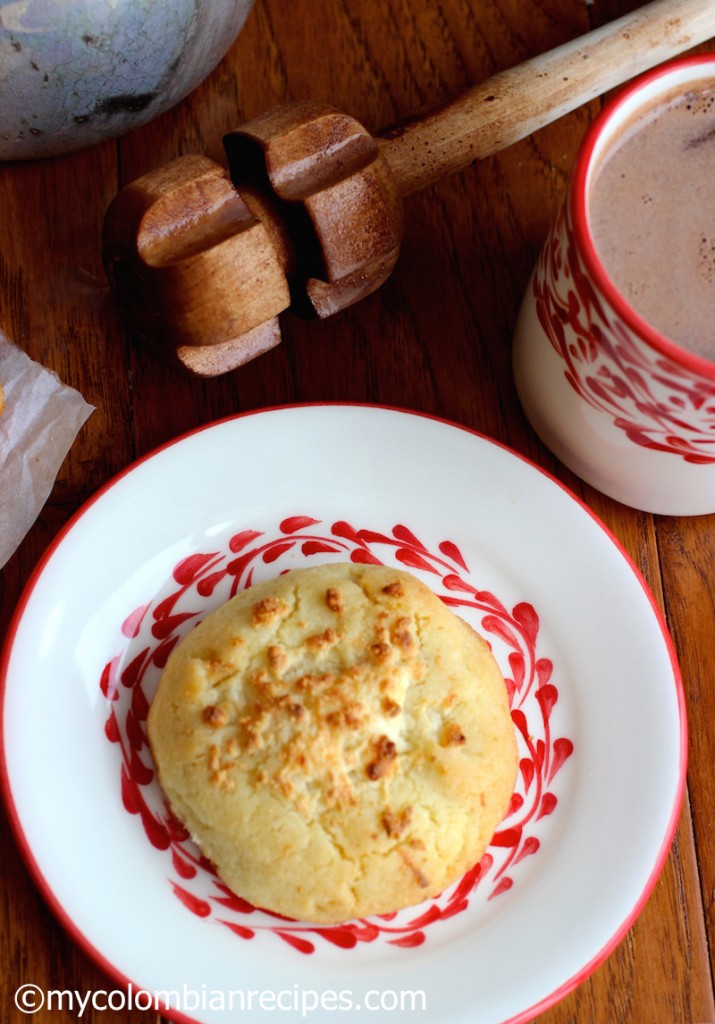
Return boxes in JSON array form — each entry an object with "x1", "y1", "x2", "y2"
[{"x1": 0, "y1": 333, "x2": 94, "y2": 569}]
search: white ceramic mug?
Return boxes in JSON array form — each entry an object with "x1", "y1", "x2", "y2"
[{"x1": 513, "y1": 54, "x2": 715, "y2": 516}]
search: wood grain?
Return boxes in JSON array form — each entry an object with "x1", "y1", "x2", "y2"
[{"x1": 1, "y1": 2, "x2": 714, "y2": 1023}]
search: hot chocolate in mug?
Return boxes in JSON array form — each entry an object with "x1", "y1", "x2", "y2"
[{"x1": 513, "y1": 54, "x2": 715, "y2": 516}]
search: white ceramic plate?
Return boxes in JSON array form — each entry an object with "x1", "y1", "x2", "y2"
[{"x1": 1, "y1": 405, "x2": 685, "y2": 1024}]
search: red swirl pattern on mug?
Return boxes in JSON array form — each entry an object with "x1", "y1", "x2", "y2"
[
  {"x1": 533, "y1": 202, "x2": 715, "y2": 465},
  {"x1": 100, "y1": 516, "x2": 573, "y2": 954}
]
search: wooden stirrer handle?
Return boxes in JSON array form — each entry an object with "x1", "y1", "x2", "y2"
[{"x1": 379, "y1": 0, "x2": 715, "y2": 196}]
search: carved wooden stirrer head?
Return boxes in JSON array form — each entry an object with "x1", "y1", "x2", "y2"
[{"x1": 102, "y1": 0, "x2": 715, "y2": 375}]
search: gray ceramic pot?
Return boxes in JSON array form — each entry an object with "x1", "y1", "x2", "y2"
[{"x1": 0, "y1": 0, "x2": 256, "y2": 160}]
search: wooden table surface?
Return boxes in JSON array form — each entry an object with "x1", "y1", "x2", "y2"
[{"x1": 1, "y1": 1, "x2": 714, "y2": 1022}]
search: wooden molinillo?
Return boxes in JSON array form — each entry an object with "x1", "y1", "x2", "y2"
[{"x1": 102, "y1": 0, "x2": 715, "y2": 376}]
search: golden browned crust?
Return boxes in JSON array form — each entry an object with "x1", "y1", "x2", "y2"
[{"x1": 147, "y1": 562, "x2": 517, "y2": 923}]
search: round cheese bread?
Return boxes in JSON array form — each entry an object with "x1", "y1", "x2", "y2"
[{"x1": 147, "y1": 561, "x2": 518, "y2": 923}]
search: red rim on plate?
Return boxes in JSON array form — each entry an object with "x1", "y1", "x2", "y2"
[{"x1": 0, "y1": 404, "x2": 687, "y2": 1024}]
